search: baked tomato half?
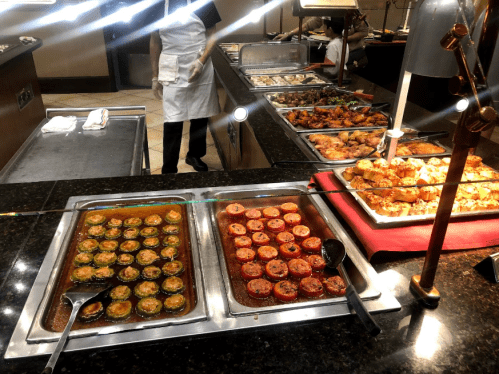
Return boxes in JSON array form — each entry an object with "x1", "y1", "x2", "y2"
[
  {"x1": 299, "y1": 277, "x2": 324, "y2": 297},
  {"x1": 323, "y1": 276, "x2": 347, "y2": 296},
  {"x1": 265, "y1": 259, "x2": 289, "y2": 281},
  {"x1": 273, "y1": 280, "x2": 299, "y2": 302},
  {"x1": 275, "y1": 231, "x2": 295, "y2": 245},
  {"x1": 245, "y1": 208, "x2": 262, "y2": 220},
  {"x1": 226, "y1": 203, "x2": 245, "y2": 218},
  {"x1": 247, "y1": 278, "x2": 273, "y2": 299},
  {"x1": 267, "y1": 219, "x2": 285, "y2": 233},
  {"x1": 292, "y1": 225, "x2": 311, "y2": 240},
  {"x1": 283, "y1": 213, "x2": 302, "y2": 226},
  {"x1": 262, "y1": 207, "x2": 280, "y2": 219},
  {"x1": 235, "y1": 248, "x2": 256, "y2": 263},
  {"x1": 280, "y1": 202, "x2": 298, "y2": 214},
  {"x1": 306, "y1": 255, "x2": 326, "y2": 271},
  {"x1": 228, "y1": 223, "x2": 247, "y2": 237},
  {"x1": 288, "y1": 259, "x2": 312, "y2": 278},
  {"x1": 279, "y1": 242, "x2": 302, "y2": 259},
  {"x1": 257, "y1": 246, "x2": 278, "y2": 262},
  {"x1": 234, "y1": 236, "x2": 252, "y2": 248},
  {"x1": 246, "y1": 219, "x2": 264, "y2": 232},
  {"x1": 240, "y1": 262, "x2": 263, "y2": 280},
  {"x1": 301, "y1": 237, "x2": 322, "y2": 253},
  {"x1": 252, "y1": 232, "x2": 270, "y2": 246}
]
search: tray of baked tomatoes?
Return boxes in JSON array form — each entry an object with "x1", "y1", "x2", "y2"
[{"x1": 204, "y1": 185, "x2": 381, "y2": 316}]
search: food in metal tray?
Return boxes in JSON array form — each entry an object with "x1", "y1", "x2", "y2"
[
  {"x1": 342, "y1": 156, "x2": 499, "y2": 217},
  {"x1": 249, "y1": 74, "x2": 326, "y2": 87},
  {"x1": 308, "y1": 129, "x2": 446, "y2": 160},
  {"x1": 43, "y1": 203, "x2": 195, "y2": 332},
  {"x1": 217, "y1": 201, "x2": 347, "y2": 305},
  {"x1": 268, "y1": 87, "x2": 358, "y2": 108},
  {"x1": 285, "y1": 106, "x2": 388, "y2": 129}
]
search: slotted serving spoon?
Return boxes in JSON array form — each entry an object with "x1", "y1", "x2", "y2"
[
  {"x1": 42, "y1": 283, "x2": 112, "y2": 374},
  {"x1": 322, "y1": 239, "x2": 381, "y2": 336}
]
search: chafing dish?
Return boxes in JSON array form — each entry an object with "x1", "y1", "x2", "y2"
[
  {"x1": 299, "y1": 130, "x2": 451, "y2": 165},
  {"x1": 275, "y1": 107, "x2": 388, "y2": 133},
  {"x1": 333, "y1": 166, "x2": 499, "y2": 226},
  {"x1": 6, "y1": 183, "x2": 400, "y2": 359}
]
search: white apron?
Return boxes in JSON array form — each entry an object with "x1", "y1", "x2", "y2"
[{"x1": 159, "y1": 1, "x2": 220, "y2": 122}]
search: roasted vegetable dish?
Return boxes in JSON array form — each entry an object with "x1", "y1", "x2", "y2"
[{"x1": 268, "y1": 88, "x2": 358, "y2": 108}]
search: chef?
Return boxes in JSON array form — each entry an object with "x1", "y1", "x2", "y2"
[{"x1": 150, "y1": 0, "x2": 221, "y2": 173}]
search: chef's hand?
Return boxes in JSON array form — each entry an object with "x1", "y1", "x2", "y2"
[
  {"x1": 273, "y1": 33, "x2": 291, "y2": 41},
  {"x1": 152, "y1": 78, "x2": 163, "y2": 100},
  {"x1": 188, "y1": 59, "x2": 204, "y2": 82}
]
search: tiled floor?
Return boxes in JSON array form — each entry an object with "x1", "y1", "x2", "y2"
[{"x1": 41, "y1": 89, "x2": 224, "y2": 175}]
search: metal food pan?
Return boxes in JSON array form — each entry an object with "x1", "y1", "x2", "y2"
[
  {"x1": 333, "y1": 166, "x2": 499, "y2": 226},
  {"x1": 26, "y1": 193, "x2": 207, "y2": 342},
  {"x1": 263, "y1": 89, "x2": 366, "y2": 110},
  {"x1": 276, "y1": 107, "x2": 388, "y2": 133},
  {"x1": 300, "y1": 130, "x2": 451, "y2": 165},
  {"x1": 243, "y1": 73, "x2": 331, "y2": 91},
  {"x1": 203, "y1": 185, "x2": 381, "y2": 316},
  {"x1": 7, "y1": 183, "x2": 401, "y2": 359}
]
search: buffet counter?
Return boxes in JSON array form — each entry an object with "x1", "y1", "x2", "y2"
[
  {"x1": 1, "y1": 37, "x2": 499, "y2": 373},
  {"x1": 1, "y1": 168, "x2": 498, "y2": 373}
]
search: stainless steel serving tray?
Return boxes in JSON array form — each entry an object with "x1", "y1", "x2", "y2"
[
  {"x1": 333, "y1": 166, "x2": 499, "y2": 225},
  {"x1": 243, "y1": 73, "x2": 331, "y2": 91},
  {"x1": 6, "y1": 183, "x2": 400, "y2": 359},
  {"x1": 300, "y1": 130, "x2": 451, "y2": 165},
  {"x1": 276, "y1": 107, "x2": 388, "y2": 133},
  {"x1": 263, "y1": 88, "x2": 366, "y2": 110},
  {"x1": 26, "y1": 193, "x2": 207, "y2": 343},
  {"x1": 204, "y1": 185, "x2": 380, "y2": 316}
]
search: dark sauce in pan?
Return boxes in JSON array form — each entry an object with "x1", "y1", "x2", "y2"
[
  {"x1": 216, "y1": 195, "x2": 344, "y2": 308},
  {"x1": 43, "y1": 202, "x2": 196, "y2": 332}
]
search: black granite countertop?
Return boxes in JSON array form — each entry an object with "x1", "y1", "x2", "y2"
[{"x1": 1, "y1": 37, "x2": 499, "y2": 374}]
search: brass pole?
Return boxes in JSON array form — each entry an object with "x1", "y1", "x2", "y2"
[
  {"x1": 280, "y1": 5, "x2": 283, "y2": 34},
  {"x1": 298, "y1": 17, "x2": 303, "y2": 42},
  {"x1": 338, "y1": 13, "x2": 352, "y2": 88}
]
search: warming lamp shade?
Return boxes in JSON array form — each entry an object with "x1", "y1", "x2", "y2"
[
  {"x1": 404, "y1": 0, "x2": 475, "y2": 78},
  {"x1": 292, "y1": 0, "x2": 358, "y2": 18}
]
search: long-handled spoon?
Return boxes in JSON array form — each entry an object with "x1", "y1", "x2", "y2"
[
  {"x1": 322, "y1": 239, "x2": 381, "y2": 336},
  {"x1": 41, "y1": 283, "x2": 112, "y2": 374}
]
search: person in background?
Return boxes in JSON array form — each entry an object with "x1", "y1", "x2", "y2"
[
  {"x1": 274, "y1": 11, "x2": 368, "y2": 69},
  {"x1": 323, "y1": 18, "x2": 349, "y2": 77},
  {"x1": 150, "y1": 0, "x2": 221, "y2": 174}
]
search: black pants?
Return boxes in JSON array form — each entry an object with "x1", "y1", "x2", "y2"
[{"x1": 162, "y1": 117, "x2": 208, "y2": 174}]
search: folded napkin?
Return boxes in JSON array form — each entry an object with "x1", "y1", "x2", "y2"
[
  {"x1": 82, "y1": 108, "x2": 109, "y2": 130},
  {"x1": 158, "y1": 53, "x2": 179, "y2": 86},
  {"x1": 41, "y1": 116, "x2": 77, "y2": 133},
  {"x1": 313, "y1": 171, "x2": 499, "y2": 261}
]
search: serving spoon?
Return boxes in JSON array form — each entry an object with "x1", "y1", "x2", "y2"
[
  {"x1": 322, "y1": 239, "x2": 381, "y2": 336},
  {"x1": 42, "y1": 283, "x2": 112, "y2": 374}
]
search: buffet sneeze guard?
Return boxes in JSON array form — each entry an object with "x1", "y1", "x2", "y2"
[{"x1": 5, "y1": 182, "x2": 400, "y2": 359}]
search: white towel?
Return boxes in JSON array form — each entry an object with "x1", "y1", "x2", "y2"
[
  {"x1": 82, "y1": 108, "x2": 109, "y2": 130},
  {"x1": 41, "y1": 116, "x2": 77, "y2": 133},
  {"x1": 158, "y1": 53, "x2": 179, "y2": 86}
]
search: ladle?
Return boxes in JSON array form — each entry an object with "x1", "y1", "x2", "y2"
[
  {"x1": 42, "y1": 283, "x2": 112, "y2": 374},
  {"x1": 322, "y1": 239, "x2": 381, "y2": 336}
]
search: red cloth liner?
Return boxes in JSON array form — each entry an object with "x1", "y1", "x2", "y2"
[{"x1": 313, "y1": 171, "x2": 499, "y2": 261}]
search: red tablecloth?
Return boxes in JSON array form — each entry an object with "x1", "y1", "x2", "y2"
[{"x1": 313, "y1": 172, "x2": 499, "y2": 261}]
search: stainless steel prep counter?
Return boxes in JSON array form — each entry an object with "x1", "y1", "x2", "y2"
[{"x1": 0, "y1": 106, "x2": 150, "y2": 183}]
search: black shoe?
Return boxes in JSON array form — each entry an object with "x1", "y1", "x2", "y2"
[{"x1": 185, "y1": 156, "x2": 208, "y2": 172}]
